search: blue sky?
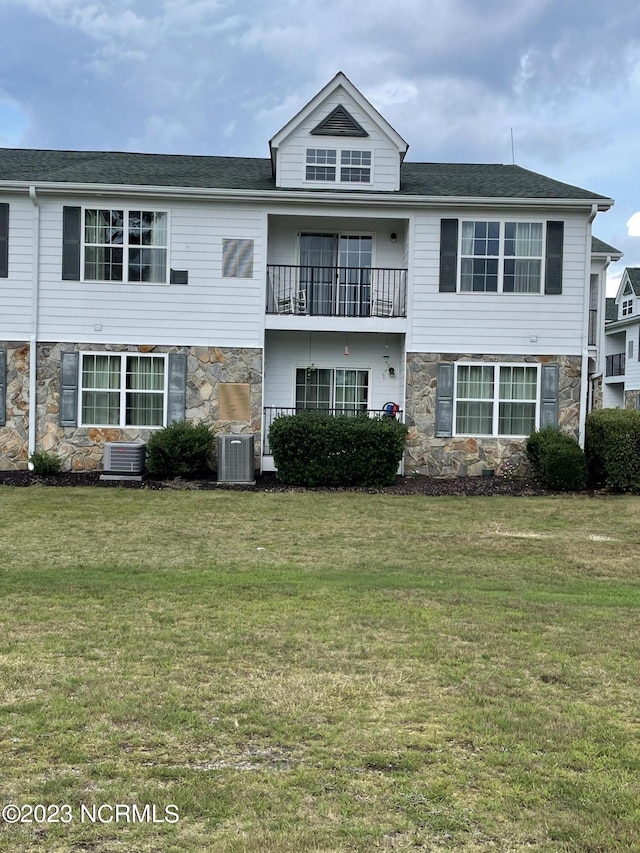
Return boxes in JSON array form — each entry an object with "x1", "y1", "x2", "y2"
[{"x1": 1, "y1": 0, "x2": 639, "y2": 293}]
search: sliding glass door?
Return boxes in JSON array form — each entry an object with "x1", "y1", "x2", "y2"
[{"x1": 299, "y1": 234, "x2": 372, "y2": 316}]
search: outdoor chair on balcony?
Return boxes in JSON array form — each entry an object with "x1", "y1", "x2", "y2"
[
  {"x1": 370, "y1": 293, "x2": 394, "y2": 317},
  {"x1": 277, "y1": 290, "x2": 307, "y2": 315}
]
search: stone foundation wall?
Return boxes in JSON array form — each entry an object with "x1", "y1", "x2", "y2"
[
  {"x1": 0, "y1": 343, "x2": 30, "y2": 470},
  {"x1": 624, "y1": 390, "x2": 640, "y2": 409},
  {"x1": 591, "y1": 375, "x2": 603, "y2": 410},
  {"x1": 404, "y1": 353, "x2": 582, "y2": 477},
  {"x1": 2, "y1": 342, "x2": 262, "y2": 472}
]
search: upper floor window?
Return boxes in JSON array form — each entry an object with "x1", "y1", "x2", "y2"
[
  {"x1": 460, "y1": 221, "x2": 543, "y2": 293},
  {"x1": 340, "y1": 150, "x2": 371, "y2": 183},
  {"x1": 306, "y1": 149, "x2": 336, "y2": 181},
  {"x1": 305, "y1": 148, "x2": 372, "y2": 184},
  {"x1": 622, "y1": 298, "x2": 633, "y2": 317},
  {"x1": 84, "y1": 209, "x2": 167, "y2": 283}
]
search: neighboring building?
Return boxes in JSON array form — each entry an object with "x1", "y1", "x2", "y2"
[
  {"x1": 603, "y1": 267, "x2": 640, "y2": 409},
  {"x1": 0, "y1": 73, "x2": 622, "y2": 476}
]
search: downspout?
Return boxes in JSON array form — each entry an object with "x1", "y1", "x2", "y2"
[
  {"x1": 578, "y1": 203, "x2": 598, "y2": 448},
  {"x1": 28, "y1": 185, "x2": 39, "y2": 464}
]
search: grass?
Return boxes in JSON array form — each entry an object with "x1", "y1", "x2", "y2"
[{"x1": 0, "y1": 487, "x2": 639, "y2": 851}]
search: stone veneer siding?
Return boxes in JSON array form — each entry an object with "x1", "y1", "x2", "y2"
[
  {"x1": 24, "y1": 342, "x2": 262, "y2": 472},
  {"x1": 0, "y1": 342, "x2": 30, "y2": 470},
  {"x1": 404, "y1": 353, "x2": 582, "y2": 478},
  {"x1": 624, "y1": 390, "x2": 640, "y2": 409}
]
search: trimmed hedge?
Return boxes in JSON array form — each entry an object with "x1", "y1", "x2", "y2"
[
  {"x1": 525, "y1": 426, "x2": 587, "y2": 491},
  {"x1": 269, "y1": 411, "x2": 408, "y2": 487},
  {"x1": 585, "y1": 408, "x2": 640, "y2": 492},
  {"x1": 145, "y1": 421, "x2": 215, "y2": 479}
]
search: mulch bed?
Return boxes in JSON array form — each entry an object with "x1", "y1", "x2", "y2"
[{"x1": 0, "y1": 469, "x2": 551, "y2": 496}]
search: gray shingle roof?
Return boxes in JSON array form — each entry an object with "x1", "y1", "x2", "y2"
[
  {"x1": 592, "y1": 236, "x2": 623, "y2": 256},
  {"x1": 605, "y1": 297, "x2": 618, "y2": 322},
  {"x1": 0, "y1": 148, "x2": 611, "y2": 200},
  {"x1": 625, "y1": 267, "x2": 640, "y2": 296}
]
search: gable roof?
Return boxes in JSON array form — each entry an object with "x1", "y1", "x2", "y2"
[
  {"x1": 269, "y1": 72, "x2": 409, "y2": 162},
  {"x1": 0, "y1": 147, "x2": 613, "y2": 204},
  {"x1": 605, "y1": 297, "x2": 618, "y2": 322},
  {"x1": 624, "y1": 268, "x2": 640, "y2": 296}
]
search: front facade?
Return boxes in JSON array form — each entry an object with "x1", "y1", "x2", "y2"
[{"x1": 0, "y1": 73, "x2": 620, "y2": 476}]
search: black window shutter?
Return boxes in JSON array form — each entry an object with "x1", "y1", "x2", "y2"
[
  {"x1": 540, "y1": 363, "x2": 559, "y2": 428},
  {"x1": 60, "y1": 351, "x2": 79, "y2": 426},
  {"x1": 167, "y1": 353, "x2": 187, "y2": 424},
  {"x1": 439, "y1": 219, "x2": 458, "y2": 293},
  {"x1": 0, "y1": 203, "x2": 8, "y2": 278},
  {"x1": 0, "y1": 349, "x2": 6, "y2": 425},
  {"x1": 545, "y1": 221, "x2": 564, "y2": 294},
  {"x1": 435, "y1": 362, "x2": 454, "y2": 436},
  {"x1": 62, "y1": 206, "x2": 81, "y2": 281}
]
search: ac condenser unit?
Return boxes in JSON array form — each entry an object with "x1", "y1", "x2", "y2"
[
  {"x1": 103, "y1": 441, "x2": 146, "y2": 475},
  {"x1": 217, "y1": 434, "x2": 255, "y2": 484}
]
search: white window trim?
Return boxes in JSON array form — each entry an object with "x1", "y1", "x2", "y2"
[
  {"x1": 80, "y1": 206, "x2": 171, "y2": 286},
  {"x1": 452, "y1": 362, "x2": 541, "y2": 437},
  {"x1": 303, "y1": 147, "x2": 373, "y2": 186},
  {"x1": 78, "y1": 351, "x2": 169, "y2": 428},
  {"x1": 458, "y1": 220, "x2": 546, "y2": 294}
]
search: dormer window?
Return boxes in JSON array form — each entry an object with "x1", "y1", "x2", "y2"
[
  {"x1": 305, "y1": 148, "x2": 372, "y2": 184},
  {"x1": 306, "y1": 149, "x2": 336, "y2": 181},
  {"x1": 622, "y1": 299, "x2": 633, "y2": 317}
]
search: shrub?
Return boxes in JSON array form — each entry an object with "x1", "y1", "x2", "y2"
[
  {"x1": 585, "y1": 408, "x2": 640, "y2": 492},
  {"x1": 525, "y1": 427, "x2": 587, "y2": 491},
  {"x1": 29, "y1": 451, "x2": 63, "y2": 475},
  {"x1": 145, "y1": 421, "x2": 215, "y2": 479},
  {"x1": 269, "y1": 411, "x2": 408, "y2": 487}
]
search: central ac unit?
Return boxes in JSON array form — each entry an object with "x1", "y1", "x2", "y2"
[
  {"x1": 217, "y1": 434, "x2": 255, "y2": 484},
  {"x1": 103, "y1": 441, "x2": 146, "y2": 475}
]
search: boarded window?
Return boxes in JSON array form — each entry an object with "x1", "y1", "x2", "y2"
[{"x1": 222, "y1": 239, "x2": 254, "y2": 278}]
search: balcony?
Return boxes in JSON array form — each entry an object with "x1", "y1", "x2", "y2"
[
  {"x1": 266, "y1": 265, "x2": 407, "y2": 318},
  {"x1": 262, "y1": 406, "x2": 403, "y2": 455},
  {"x1": 606, "y1": 353, "x2": 625, "y2": 377}
]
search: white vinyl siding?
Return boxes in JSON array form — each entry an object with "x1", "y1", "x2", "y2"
[
  {"x1": 409, "y1": 209, "x2": 589, "y2": 355},
  {"x1": 35, "y1": 198, "x2": 264, "y2": 347},
  {"x1": 0, "y1": 196, "x2": 33, "y2": 339}
]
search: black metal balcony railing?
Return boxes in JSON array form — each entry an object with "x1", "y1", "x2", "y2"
[
  {"x1": 266, "y1": 265, "x2": 407, "y2": 318},
  {"x1": 262, "y1": 406, "x2": 403, "y2": 455},
  {"x1": 606, "y1": 353, "x2": 625, "y2": 377}
]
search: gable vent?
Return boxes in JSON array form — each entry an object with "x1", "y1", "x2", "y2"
[
  {"x1": 311, "y1": 105, "x2": 368, "y2": 137},
  {"x1": 217, "y1": 434, "x2": 255, "y2": 484}
]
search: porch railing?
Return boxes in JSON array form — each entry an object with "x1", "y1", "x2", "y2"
[
  {"x1": 262, "y1": 406, "x2": 403, "y2": 455},
  {"x1": 606, "y1": 353, "x2": 625, "y2": 377},
  {"x1": 266, "y1": 265, "x2": 407, "y2": 317}
]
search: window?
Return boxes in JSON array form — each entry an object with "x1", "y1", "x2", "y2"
[
  {"x1": 629, "y1": 339, "x2": 634, "y2": 360},
  {"x1": 80, "y1": 353, "x2": 166, "y2": 427},
  {"x1": 340, "y1": 150, "x2": 371, "y2": 183},
  {"x1": 84, "y1": 209, "x2": 167, "y2": 283},
  {"x1": 622, "y1": 299, "x2": 633, "y2": 317},
  {"x1": 454, "y1": 363, "x2": 538, "y2": 436},
  {"x1": 305, "y1": 148, "x2": 372, "y2": 183},
  {"x1": 460, "y1": 221, "x2": 543, "y2": 293},
  {"x1": 296, "y1": 368, "x2": 368, "y2": 413},
  {"x1": 222, "y1": 239, "x2": 254, "y2": 278},
  {"x1": 306, "y1": 149, "x2": 336, "y2": 181}
]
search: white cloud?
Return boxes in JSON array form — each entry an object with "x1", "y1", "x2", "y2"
[{"x1": 627, "y1": 212, "x2": 640, "y2": 237}]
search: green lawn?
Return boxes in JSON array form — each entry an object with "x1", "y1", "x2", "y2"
[{"x1": 1, "y1": 487, "x2": 639, "y2": 852}]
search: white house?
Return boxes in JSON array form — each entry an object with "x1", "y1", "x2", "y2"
[
  {"x1": 603, "y1": 267, "x2": 640, "y2": 409},
  {"x1": 0, "y1": 72, "x2": 622, "y2": 476}
]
